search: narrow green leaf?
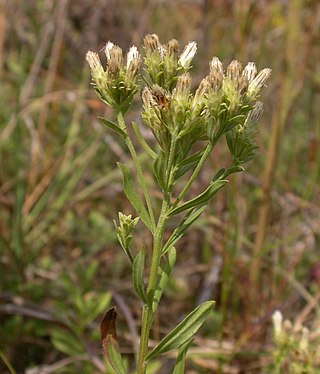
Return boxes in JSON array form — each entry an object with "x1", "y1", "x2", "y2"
[
  {"x1": 169, "y1": 180, "x2": 228, "y2": 216},
  {"x1": 223, "y1": 165, "x2": 244, "y2": 177},
  {"x1": 132, "y1": 248, "x2": 147, "y2": 304},
  {"x1": 118, "y1": 163, "x2": 153, "y2": 232},
  {"x1": 162, "y1": 206, "x2": 206, "y2": 254},
  {"x1": 98, "y1": 117, "x2": 126, "y2": 137},
  {"x1": 176, "y1": 149, "x2": 205, "y2": 180},
  {"x1": 154, "y1": 151, "x2": 167, "y2": 192},
  {"x1": 172, "y1": 339, "x2": 193, "y2": 374},
  {"x1": 51, "y1": 329, "x2": 83, "y2": 357},
  {"x1": 146, "y1": 300, "x2": 215, "y2": 360},
  {"x1": 100, "y1": 307, "x2": 127, "y2": 374},
  {"x1": 132, "y1": 121, "x2": 157, "y2": 160},
  {"x1": 150, "y1": 247, "x2": 177, "y2": 316}
]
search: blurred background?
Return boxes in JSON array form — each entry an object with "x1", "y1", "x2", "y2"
[{"x1": 0, "y1": 0, "x2": 319, "y2": 372}]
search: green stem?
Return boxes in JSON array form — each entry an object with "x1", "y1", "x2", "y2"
[
  {"x1": 137, "y1": 197, "x2": 170, "y2": 374},
  {"x1": 117, "y1": 112, "x2": 156, "y2": 231},
  {"x1": 173, "y1": 142, "x2": 213, "y2": 208},
  {"x1": 166, "y1": 132, "x2": 179, "y2": 192},
  {"x1": 137, "y1": 132, "x2": 178, "y2": 373}
]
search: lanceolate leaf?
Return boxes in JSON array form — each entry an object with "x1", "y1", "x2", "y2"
[
  {"x1": 98, "y1": 117, "x2": 126, "y2": 137},
  {"x1": 100, "y1": 307, "x2": 127, "y2": 374},
  {"x1": 146, "y1": 300, "x2": 215, "y2": 361},
  {"x1": 154, "y1": 151, "x2": 167, "y2": 192},
  {"x1": 169, "y1": 180, "x2": 228, "y2": 216},
  {"x1": 175, "y1": 148, "x2": 205, "y2": 180},
  {"x1": 118, "y1": 163, "x2": 153, "y2": 232},
  {"x1": 172, "y1": 339, "x2": 193, "y2": 374},
  {"x1": 132, "y1": 248, "x2": 147, "y2": 305}
]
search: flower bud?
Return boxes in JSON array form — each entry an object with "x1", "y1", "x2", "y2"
[
  {"x1": 226, "y1": 60, "x2": 242, "y2": 80},
  {"x1": 108, "y1": 45, "x2": 123, "y2": 74},
  {"x1": 167, "y1": 39, "x2": 179, "y2": 55},
  {"x1": 179, "y1": 41, "x2": 197, "y2": 69},
  {"x1": 117, "y1": 212, "x2": 139, "y2": 238},
  {"x1": 144, "y1": 33, "x2": 161, "y2": 52},
  {"x1": 248, "y1": 68, "x2": 271, "y2": 97},
  {"x1": 209, "y1": 57, "x2": 223, "y2": 76},
  {"x1": 242, "y1": 62, "x2": 257, "y2": 82},
  {"x1": 86, "y1": 51, "x2": 106, "y2": 84},
  {"x1": 175, "y1": 73, "x2": 191, "y2": 97},
  {"x1": 193, "y1": 78, "x2": 209, "y2": 108}
]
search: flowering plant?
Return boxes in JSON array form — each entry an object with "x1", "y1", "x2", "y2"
[{"x1": 86, "y1": 34, "x2": 270, "y2": 374}]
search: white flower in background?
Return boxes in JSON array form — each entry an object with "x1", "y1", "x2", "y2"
[
  {"x1": 272, "y1": 310, "x2": 283, "y2": 340},
  {"x1": 179, "y1": 41, "x2": 197, "y2": 69}
]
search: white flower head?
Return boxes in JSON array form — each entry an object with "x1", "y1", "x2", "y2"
[
  {"x1": 179, "y1": 41, "x2": 197, "y2": 69},
  {"x1": 127, "y1": 45, "x2": 140, "y2": 68},
  {"x1": 210, "y1": 57, "x2": 223, "y2": 75},
  {"x1": 243, "y1": 62, "x2": 257, "y2": 82},
  {"x1": 105, "y1": 41, "x2": 115, "y2": 61}
]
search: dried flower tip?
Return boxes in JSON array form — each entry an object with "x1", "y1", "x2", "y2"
[
  {"x1": 105, "y1": 41, "x2": 115, "y2": 61},
  {"x1": 226, "y1": 60, "x2": 242, "y2": 80},
  {"x1": 127, "y1": 45, "x2": 140, "y2": 68},
  {"x1": 243, "y1": 62, "x2": 257, "y2": 82},
  {"x1": 236, "y1": 75, "x2": 249, "y2": 94},
  {"x1": 196, "y1": 78, "x2": 209, "y2": 97},
  {"x1": 251, "y1": 68, "x2": 272, "y2": 89},
  {"x1": 144, "y1": 33, "x2": 161, "y2": 52},
  {"x1": 142, "y1": 87, "x2": 156, "y2": 107},
  {"x1": 175, "y1": 73, "x2": 192, "y2": 95},
  {"x1": 127, "y1": 58, "x2": 141, "y2": 78},
  {"x1": 193, "y1": 77, "x2": 209, "y2": 109},
  {"x1": 108, "y1": 45, "x2": 123, "y2": 74},
  {"x1": 86, "y1": 51, "x2": 103, "y2": 72},
  {"x1": 209, "y1": 57, "x2": 223, "y2": 76},
  {"x1": 179, "y1": 41, "x2": 197, "y2": 69},
  {"x1": 152, "y1": 85, "x2": 170, "y2": 109},
  {"x1": 167, "y1": 39, "x2": 179, "y2": 55},
  {"x1": 272, "y1": 310, "x2": 283, "y2": 339}
]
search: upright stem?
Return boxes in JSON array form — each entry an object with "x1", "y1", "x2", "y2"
[
  {"x1": 137, "y1": 132, "x2": 178, "y2": 374},
  {"x1": 117, "y1": 112, "x2": 156, "y2": 231},
  {"x1": 137, "y1": 197, "x2": 170, "y2": 374}
]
